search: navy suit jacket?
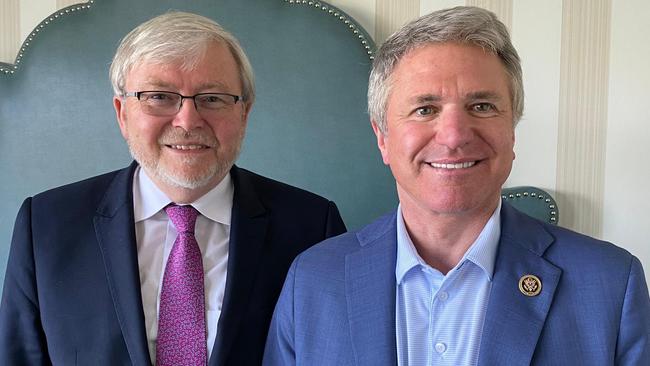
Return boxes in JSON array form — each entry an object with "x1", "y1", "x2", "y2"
[
  {"x1": 264, "y1": 203, "x2": 650, "y2": 365},
  {"x1": 0, "y1": 162, "x2": 346, "y2": 365}
]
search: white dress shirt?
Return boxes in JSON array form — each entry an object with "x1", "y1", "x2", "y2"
[
  {"x1": 395, "y1": 201, "x2": 501, "y2": 366},
  {"x1": 132, "y1": 167, "x2": 233, "y2": 364}
]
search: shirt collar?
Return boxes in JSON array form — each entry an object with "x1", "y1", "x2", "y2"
[
  {"x1": 395, "y1": 205, "x2": 423, "y2": 283},
  {"x1": 133, "y1": 166, "x2": 234, "y2": 225},
  {"x1": 462, "y1": 200, "x2": 501, "y2": 281},
  {"x1": 395, "y1": 200, "x2": 501, "y2": 284}
]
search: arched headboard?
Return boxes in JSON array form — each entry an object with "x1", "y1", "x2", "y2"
[{"x1": 0, "y1": 0, "x2": 398, "y2": 285}]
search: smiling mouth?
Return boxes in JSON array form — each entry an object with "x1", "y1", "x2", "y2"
[
  {"x1": 166, "y1": 144, "x2": 210, "y2": 151},
  {"x1": 428, "y1": 161, "x2": 477, "y2": 169}
]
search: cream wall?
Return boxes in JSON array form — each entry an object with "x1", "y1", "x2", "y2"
[
  {"x1": 2, "y1": 0, "x2": 649, "y2": 284},
  {"x1": 604, "y1": 0, "x2": 650, "y2": 280}
]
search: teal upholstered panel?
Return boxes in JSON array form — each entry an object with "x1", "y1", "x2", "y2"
[
  {"x1": 0, "y1": 1, "x2": 397, "y2": 286},
  {"x1": 501, "y1": 186, "x2": 559, "y2": 225}
]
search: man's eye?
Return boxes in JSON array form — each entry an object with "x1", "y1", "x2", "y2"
[
  {"x1": 415, "y1": 107, "x2": 434, "y2": 116},
  {"x1": 198, "y1": 94, "x2": 230, "y2": 107},
  {"x1": 471, "y1": 103, "x2": 496, "y2": 113},
  {"x1": 148, "y1": 93, "x2": 173, "y2": 100},
  {"x1": 202, "y1": 95, "x2": 226, "y2": 104},
  {"x1": 142, "y1": 93, "x2": 178, "y2": 106}
]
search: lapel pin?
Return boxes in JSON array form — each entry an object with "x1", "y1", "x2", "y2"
[{"x1": 518, "y1": 274, "x2": 542, "y2": 297}]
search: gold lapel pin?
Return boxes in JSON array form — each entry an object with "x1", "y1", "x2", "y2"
[{"x1": 519, "y1": 274, "x2": 542, "y2": 296}]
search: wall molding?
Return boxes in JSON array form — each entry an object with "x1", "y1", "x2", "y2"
[
  {"x1": 375, "y1": 0, "x2": 420, "y2": 45},
  {"x1": 0, "y1": 0, "x2": 20, "y2": 65},
  {"x1": 57, "y1": 0, "x2": 84, "y2": 8},
  {"x1": 0, "y1": 1, "x2": 94, "y2": 74},
  {"x1": 556, "y1": 0, "x2": 612, "y2": 236}
]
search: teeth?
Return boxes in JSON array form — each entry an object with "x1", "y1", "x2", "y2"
[
  {"x1": 169, "y1": 145, "x2": 205, "y2": 150},
  {"x1": 430, "y1": 161, "x2": 476, "y2": 169}
]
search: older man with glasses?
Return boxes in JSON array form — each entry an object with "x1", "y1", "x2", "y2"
[{"x1": 0, "y1": 11, "x2": 346, "y2": 366}]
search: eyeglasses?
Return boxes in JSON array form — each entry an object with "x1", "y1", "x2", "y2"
[{"x1": 124, "y1": 91, "x2": 242, "y2": 118}]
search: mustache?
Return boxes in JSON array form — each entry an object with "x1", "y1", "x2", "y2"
[{"x1": 158, "y1": 127, "x2": 218, "y2": 148}]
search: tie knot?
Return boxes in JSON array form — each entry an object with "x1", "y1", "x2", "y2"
[{"x1": 165, "y1": 204, "x2": 199, "y2": 233}]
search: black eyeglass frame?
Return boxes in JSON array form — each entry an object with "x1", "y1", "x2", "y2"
[{"x1": 123, "y1": 90, "x2": 242, "y2": 114}]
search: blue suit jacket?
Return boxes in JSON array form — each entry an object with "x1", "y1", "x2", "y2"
[
  {"x1": 264, "y1": 203, "x2": 650, "y2": 365},
  {"x1": 0, "y1": 162, "x2": 346, "y2": 365}
]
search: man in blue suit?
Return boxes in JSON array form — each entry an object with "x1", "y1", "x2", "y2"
[
  {"x1": 264, "y1": 6, "x2": 650, "y2": 365},
  {"x1": 0, "y1": 12, "x2": 346, "y2": 365}
]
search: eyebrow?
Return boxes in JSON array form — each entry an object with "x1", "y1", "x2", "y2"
[
  {"x1": 139, "y1": 80, "x2": 230, "y2": 92},
  {"x1": 140, "y1": 80, "x2": 175, "y2": 90},
  {"x1": 195, "y1": 81, "x2": 230, "y2": 92},
  {"x1": 411, "y1": 94, "x2": 442, "y2": 104},
  {"x1": 409, "y1": 91, "x2": 503, "y2": 104},
  {"x1": 465, "y1": 91, "x2": 503, "y2": 101}
]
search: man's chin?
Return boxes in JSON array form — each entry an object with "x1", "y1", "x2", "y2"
[
  {"x1": 155, "y1": 165, "x2": 225, "y2": 190},
  {"x1": 159, "y1": 173, "x2": 215, "y2": 190},
  {"x1": 130, "y1": 146, "x2": 237, "y2": 191},
  {"x1": 136, "y1": 160, "x2": 227, "y2": 191}
]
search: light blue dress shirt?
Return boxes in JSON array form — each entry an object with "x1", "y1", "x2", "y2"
[{"x1": 395, "y1": 202, "x2": 501, "y2": 366}]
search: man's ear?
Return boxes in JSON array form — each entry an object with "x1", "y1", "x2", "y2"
[
  {"x1": 510, "y1": 124, "x2": 516, "y2": 162},
  {"x1": 241, "y1": 102, "x2": 253, "y2": 126},
  {"x1": 371, "y1": 120, "x2": 390, "y2": 165},
  {"x1": 113, "y1": 96, "x2": 128, "y2": 140}
]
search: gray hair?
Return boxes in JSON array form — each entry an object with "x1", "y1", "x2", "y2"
[
  {"x1": 368, "y1": 6, "x2": 523, "y2": 132},
  {"x1": 109, "y1": 11, "x2": 255, "y2": 105}
]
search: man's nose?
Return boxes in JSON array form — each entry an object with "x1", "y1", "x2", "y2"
[
  {"x1": 172, "y1": 98, "x2": 206, "y2": 131},
  {"x1": 434, "y1": 107, "x2": 474, "y2": 150}
]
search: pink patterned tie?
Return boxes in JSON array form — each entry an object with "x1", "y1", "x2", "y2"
[{"x1": 157, "y1": 204, "x2": 207, "y2": 365}]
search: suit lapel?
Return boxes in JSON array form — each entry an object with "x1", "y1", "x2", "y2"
[
  {"x1": 94, "y1": 163, "x2": 151, "y2": 366},
  {"x1": 210, "y1": 166, "x2": 268, "y2": 366},
  {"x1": 478, "y1": 203, "x2": 562, "y2": 365},
  {"x1": 346, "y1": 213, "x2": 398, "y2": 366}
]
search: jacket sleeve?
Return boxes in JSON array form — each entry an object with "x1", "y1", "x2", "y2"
[
  {"x1": 0, "y1": 198, "x2": 51, "y2": 364},
  {"x1": 615, "y1": 255, "x2": 650, "y2": 365},
  {"x1": 263, "y1": 258, "x2": 297, "y2": 366},
  {"x1": 325, "y1": 201, "x2": 346, "y2": 238}
]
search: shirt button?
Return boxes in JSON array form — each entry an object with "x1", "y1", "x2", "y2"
[
  {"x1": 438, "y1": 291, "x2": 449, "y2": 301},
  {"x1": 435, "y1": 342, "x2": 447, "y2": 354}
]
